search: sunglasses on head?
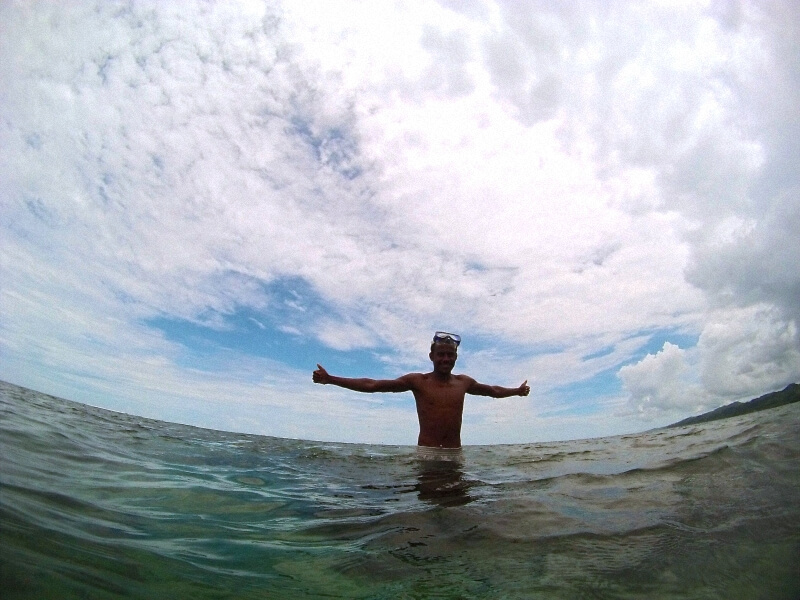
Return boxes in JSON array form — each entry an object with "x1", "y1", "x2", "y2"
[{"x1": 433, "y1": 331, "x2": 461, "y2": 347}]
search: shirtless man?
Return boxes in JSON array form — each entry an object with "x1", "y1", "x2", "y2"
[{"x1": 312, "y1": 332, "x2": 530, "y2": 448}]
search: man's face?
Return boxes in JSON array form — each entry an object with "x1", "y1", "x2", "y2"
[{"x1": 430, "y1": 343, "x2": 458, "y2": 374}]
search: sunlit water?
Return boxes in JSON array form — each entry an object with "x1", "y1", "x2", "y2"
[{"x1": 1, "y1": 380, "x2": 798, "y2": 599}]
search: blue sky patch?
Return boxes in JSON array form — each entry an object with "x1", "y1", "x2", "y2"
[
  {"x1": 145, "y1": 276, "x2": 394, "y2": 377},
  {"x1": 625, "y1": 329, "x2": 699, "y2": 365},
  {"x1": 550, "y1": 368, "x2": 621, "y2": 415}
]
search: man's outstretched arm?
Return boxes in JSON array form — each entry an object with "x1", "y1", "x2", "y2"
[
  {"x1": 467, "y1": 379, "x2": 530, "y2": 398},
  {"x1": 313, "y1": 364, "x2": 414, "y2": 393}
]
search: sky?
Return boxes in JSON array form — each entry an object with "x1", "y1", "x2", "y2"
[{"x1": 1, "y1": 0, "x2": 799, "y2": 446}]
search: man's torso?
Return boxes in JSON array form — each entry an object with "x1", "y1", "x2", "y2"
[{"x1": 408, "y1": 373, "x2": 473, "y2": 448}]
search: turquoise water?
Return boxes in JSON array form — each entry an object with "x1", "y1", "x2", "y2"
[{"x1": 1, "y1": 380, "x2": 798, "y2": 599}]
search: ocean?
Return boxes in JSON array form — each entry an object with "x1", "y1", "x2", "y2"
[{"x1": 1, "y1": 380, "x2": 798, "y2": 599}]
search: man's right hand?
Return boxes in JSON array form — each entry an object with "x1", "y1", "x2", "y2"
[{"x1": 313, "y1": 364, "x2": 330, "y2": 384}]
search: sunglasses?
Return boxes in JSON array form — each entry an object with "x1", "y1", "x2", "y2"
[{"x1": 433, "y1": 331, "x2": 461, "y2": 347}]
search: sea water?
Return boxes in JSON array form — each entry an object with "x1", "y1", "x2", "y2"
[{"x1": 1, "y1": 380, "x2": 798, "y2": 599}]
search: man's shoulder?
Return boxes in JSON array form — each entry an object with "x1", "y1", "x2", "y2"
[{"x1": 398, "y1": 372, "x2": 426, "y2": 383}]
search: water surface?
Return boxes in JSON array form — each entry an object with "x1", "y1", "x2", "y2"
[{"x1": 1, "y1": 380, "x2": 798, "y2": 598}]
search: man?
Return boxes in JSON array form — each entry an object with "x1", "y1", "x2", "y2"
[{"x1": 313, "y1": 332, "x2": 530, "y2": 448}]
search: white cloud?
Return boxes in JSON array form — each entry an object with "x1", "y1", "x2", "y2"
[
  {"x1": 619, "y1": 342, "x2": 704, "y2": 419},
  {"x1": 1, "y1": 0, "x2": 798, "y2": 444},
  {"x1": 698, "y1": 305, "x2": 800, "y2": 399},
  {"x1": 687, "y1": 190, "x2": 800, "y2": 324}
]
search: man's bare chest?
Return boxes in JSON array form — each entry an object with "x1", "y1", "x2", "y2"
[{"x1": 414, "y1": 381, "x2": 466, "y2": 406}]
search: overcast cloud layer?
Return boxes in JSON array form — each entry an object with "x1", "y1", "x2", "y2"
[{"x1": 2, "y1": 0, "x2": 798, "y2": 445}]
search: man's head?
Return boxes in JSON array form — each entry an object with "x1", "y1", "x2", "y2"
[{"x1": 430, "y1": 332, "x2": 460, "y2": 375}]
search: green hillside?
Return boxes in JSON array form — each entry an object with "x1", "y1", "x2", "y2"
[{"x1": 669, "y1": 383, "x2": 800, "y2": 427}]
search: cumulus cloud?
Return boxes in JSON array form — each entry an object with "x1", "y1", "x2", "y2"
[
  {"x1": 619, "y1": 342, "x2": 704, "y2": 419},
  {"x1": 698, "y1": 305, "x2": 800, "y2": 399}
]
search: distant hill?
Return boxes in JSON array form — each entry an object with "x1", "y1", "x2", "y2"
[{"x1": 668, "y1": 383, "x2": 800, "y2": 427}]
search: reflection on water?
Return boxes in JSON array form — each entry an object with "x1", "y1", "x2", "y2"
[{"x1": 413, "y1": 448, "x2": 473, "y2": 507}]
